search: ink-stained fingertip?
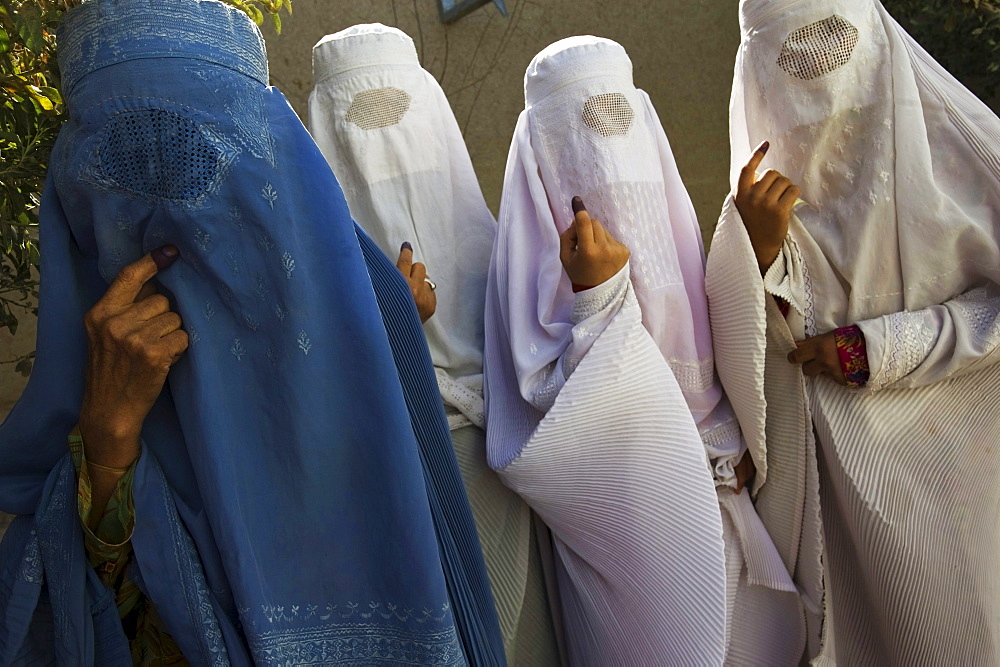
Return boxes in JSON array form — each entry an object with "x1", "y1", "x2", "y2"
[
  {"x1": 151, "y1": 245, "x2": 179, "y2": 271},
  {"x1": 571, "y1": 196, "x2": 586, "y2": 214},
  {"x1": 401, "y1": 241, "x2": 413, "y2": 252}
]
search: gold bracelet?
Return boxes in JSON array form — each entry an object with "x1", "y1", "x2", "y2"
[{"x1": 87, "y1": 460, "x2": 132, "y2": 474}]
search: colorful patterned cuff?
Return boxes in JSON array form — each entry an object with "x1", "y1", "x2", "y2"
[{"x1": 834, "y1": 325, "x2": 870, "y2": 388}]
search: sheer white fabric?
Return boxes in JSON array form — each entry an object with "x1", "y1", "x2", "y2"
[
  {"x1": 309, "y1": 24, "x2": 495, "y2": 425},
  {"x1": 711, "y1": 0, "x2": 1000, "y2": 662},
  {"x1": 309, "y1": 25, "x2": 560, "y2": 663},
  {"x1": 485, "y1": 36, "x2": 793, "y2": 665}
]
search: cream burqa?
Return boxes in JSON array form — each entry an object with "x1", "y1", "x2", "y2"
[
  {"x1": 308, "y1": 24, "x2": 559, "y2": 664},
  {"x1": 485, "y1": 36, "x2": 795, "y2": 665},
  {"x1": 708, "y1": 0, "x2": 1000, "y2": 663}
]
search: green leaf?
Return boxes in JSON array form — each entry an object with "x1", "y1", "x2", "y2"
[
  {"x1": 247, "y1": 4, "x2": 264, "y2": 25},
  {"x1": 12, "y1": 5, "x2": 45, "y2": 55},
  {"x1": 270, "y1": 10, "x2": 281, "y2": 34},
  {"x1": 0, "y1": 26, "x2": 9, "y2": 54}
]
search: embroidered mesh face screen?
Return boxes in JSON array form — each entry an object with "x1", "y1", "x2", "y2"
[
  {"x1": 343, "y1": 86, "x2": 412, "y2": 130},
  {"x1": 777, "y1": 15, "x2": 860, "y2": 80},
  {"x1": 497, "y1": 35, "x2": 725, "y2": 424},
  {"x1": 732, "y1": 0, "x2": 1000, "y2": 328},
  {"x1": 309, "y1": 24, "x2": 496, "y2": 397}
]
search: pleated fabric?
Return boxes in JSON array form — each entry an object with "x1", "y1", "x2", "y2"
[
  {"x1": 310, "y1": 25, "x2": 557, "y2": 663},
  {"x1": 710, "y1": 0, "x2": 1000, "y2": 661},
  {"x1": 449, "y1": 426, "x2": 560, "y2": 666},
  {"x1": 356, "y1": 231, "x2": 508, "y2": 666},
  {"x1": 487, "y1": 278, "x2": 728, "y2": 665}
]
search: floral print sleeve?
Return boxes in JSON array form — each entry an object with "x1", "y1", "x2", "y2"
[
  {"x1": 833, "y1": 325, "x2": 871, "y2": 388},
  {"x1": 68, "y1": 428, "x2": 187, "y2": 665}
]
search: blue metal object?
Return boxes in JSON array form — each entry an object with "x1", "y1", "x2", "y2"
[{"x1": 438, "y1": 0, "x2": 508, "y2": 23}]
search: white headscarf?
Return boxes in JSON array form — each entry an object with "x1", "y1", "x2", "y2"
[
  {"x1": 309, "y1": 24, "x2": 496, "y2": 427},
  {"x1": 493, "y1": 35, "x2": 726, "y2": 426},
  {"x1": 731, "y1": 0, "x2": 1000, "y2": 333},
  {"x1": 484, "y1": 36, "x2": 744, "y2": 664}
]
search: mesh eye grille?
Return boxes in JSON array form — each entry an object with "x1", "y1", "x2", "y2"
[
  {"x1": 99, "y1": 109, "x2": 219, "y2": 201},
  {"x1": 345, "y1": 87, "x2": 412, "y2": 130},
  {"x1": 582, "y1": 93, "x2": 634, "y2": 137},
  {"x1": 778, "y1": 15, "x2": 859, "y2": 80}
]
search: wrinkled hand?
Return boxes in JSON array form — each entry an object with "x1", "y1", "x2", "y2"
[
  {"x1": 734, "y1": 451, "x2": 756, "y2": 495},
  {"x1": 559, "y1": 196, "x2": 630, "y2": 289},
  {"x1": 79, "y1": 247, "x2": 187, "y2": 469},
  {"x1": 787, "y1": 331, "x2": 847, "y2": 385},
  {"x1": 734, "y1": 141, "x2": 800, "y2": 273},
  {"x1": 396, "y1": 243, "x2": 436, "y2": 324}
]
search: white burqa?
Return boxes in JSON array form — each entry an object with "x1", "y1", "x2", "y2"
[
  {"x1": 708, "y1": 0, "x2": 1000, "y2": 663},
  {"x1": 308, "y1": 25, "x2": 559, "y2": 664},
  {"x1": 484, "y1": 36, "x2": 795, "y2": 665}
]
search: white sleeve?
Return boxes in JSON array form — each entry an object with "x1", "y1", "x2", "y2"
[
  {"x1": 858, "y1": 283, "x2": 1000, "y2": 392},
  {"x1": 761, "y1": 237, "x2": 806, "y2": 318},
  {"x1": 526, "y1": 263, "x2": 632, "y2": 412}
]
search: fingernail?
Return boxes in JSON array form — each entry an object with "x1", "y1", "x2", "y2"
[
  {"x1": 401, "y1": 241, "x2": 412, "y2": 252},
  {"x1": 571, "y1": 196, "x2": 586, "y2": 214},
  {"x1": 759, "y1": 140, "x2": 770, "y2": 155},
  {"x1": 151, "y1": 245, "x2": 179, "y2": 270}
]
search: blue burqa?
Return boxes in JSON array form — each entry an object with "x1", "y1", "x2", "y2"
[{"x1": 0, "y1": 1, "x2": 504, "y2": 664}]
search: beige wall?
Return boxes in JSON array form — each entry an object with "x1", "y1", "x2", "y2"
[{"x1": 261, "y1": 0, "x2": 739, "y2": 237}]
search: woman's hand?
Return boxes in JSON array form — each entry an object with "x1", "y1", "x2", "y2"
[
  {"x1": 559, "y1": 196, "x2": 630, "y2": 289},
  {"x1": 396, "y1": 243, "x2": 436, "y2": 323},
  {"x1": 787, "y1": 331, "x2": 847, "y2": 385},
  {"x1": 734, "y1": 141, "x2": 800, "y2": 273},
  {"x1": 79, "y1": 247, "x2": 187, "y2": 470}
]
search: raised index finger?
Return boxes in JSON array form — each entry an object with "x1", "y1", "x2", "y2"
[
  {"x1": 102, "y1": 247, "x2": 175, "y2": 307},
  {"x1": 396, "y1": 242, "x2": 413, "y2": 274},
  {"x1": 738, "y1": 140, "x2": 770, "y2": 196},
  {"x1": 571, "y1": 197, "x2": 595, "y2": 251}
]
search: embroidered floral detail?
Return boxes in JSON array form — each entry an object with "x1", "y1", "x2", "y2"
[
  {"x1": 668, "y1": 358, "x2": 716, "y2": 393},
  {"x1": 205, "y1": 301, "x2": 216, "y2": 320},
  {"x1": 297, "y1": 331, "x2": 312, "y2": 355},
  {"x1": 274, "y1": 304, "x2": 287, "y2": 322},
  {"x1": 229, "y1": 206, "x2": 244, "y2": 231},
  {"x1": 226, "y1": 251, "x2": 239, "y2": 275},
  {"x1": 950, "y1": 286, "x2": 1000, "y2": 351},
  {"x1": 700, "y1": 419, "x2": 741, "y2": 450},
  {"x1": 231, "y1": 338, "x2": 246, "y2": 361},
  {"x1": 255, "y1": 274, "x2": 269, "y2": 301},
  {"x1": 870, "y1": 311, "x2": 937, "y2": 391},
  {"x1": 281, "y1": 252, "x2": 296, "y2": 279},
  {"x1": 116, "y1": 213, "x2": 133, "y2": 232},
  {"x1": 257, "y1": 232, "x2": 275, "y2": 252},
  {"x1": 833, "y1": 324, "x2": 870, "y2": 387},
  {"x1": 194, "y1": 228, "x2": 212, "y2": 252},
  {"x1": 244, "y1": 313, "x2": 260, "y2": 332},
  {"x1": 189, "y1": 327, "x2": 201, "y2": 345},
  {"x1": 529, "y1": 343, "x2": 538, "y2": 355},
  {"x1": 261, "y1": 182, "x2": 278, "y2": 210},
  {"x1": 18, "y1": 531, "x2": 43, "y2": 584},
  {"x1": 266, "y1": 345, "x2": 278, "y2": 363}
]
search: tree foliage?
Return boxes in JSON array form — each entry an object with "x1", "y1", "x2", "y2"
[
  {"x1": 0, "y1": 0, "x2": 289, "y2": 375},
  {"x1": 884, "y1": 0, "x2": 1000, "y2": 105}
]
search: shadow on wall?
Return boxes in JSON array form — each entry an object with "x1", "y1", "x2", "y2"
[{"x1": 260, "y1": 0, "x2": 740, "y2": 241}]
